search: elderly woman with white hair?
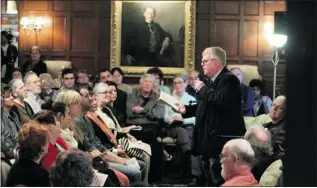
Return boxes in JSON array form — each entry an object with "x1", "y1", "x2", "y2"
[
  {"x1": 9, "y1": 78, "x2": 34, "y2": 124},
  {"x1": 39, "y1": 73, "x2": 58, "y2": 103},
  {"x1": 93, "y1": 82, "x2": 151, "y2": 184}
]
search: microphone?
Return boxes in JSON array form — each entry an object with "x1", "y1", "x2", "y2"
[{"x1": 198, "y1": 73, "x2": 208, "y2": 84}]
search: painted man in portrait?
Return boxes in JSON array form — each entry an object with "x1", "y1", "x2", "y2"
[{"x1": 122, "y1": 7, "x2": 177, "y2": 67}]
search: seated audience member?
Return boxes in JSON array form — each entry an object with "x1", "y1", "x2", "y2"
[
  {"x1": 126, "y1": 74, "x2": 165, "y2": 125},
  {"x1": 10, "y1": 79, "x2": 34, "y2": 124},
  {"x1": 60, "y1": 68, "x2": 76, "y2": 90},
  {"x1": 23, "y1": 71, "x2": 44, "y2": 114},
  {"x1": 230, "y1": 67, "x2": 254, "y2": 116},
  {"x1": 6, "y1": 123, "x2": 51, "y2": 187},
  {"x1": 220, "y1": 139, "x2": 258, "y2": 186},
  {"x1": 244, "y1": 125, "x2": 274, "y2": 181},
  {"x1": 53, "y1": 67, "x2": 64, "y2": 89},
  {"x1": 50, "y1": 149, "x2": 121, "y2": 187},
  {"x1": 94, "y1": 83, "x2": 151, "y2": 183},
  {"x1": 81, "y1": 92, "x2": 146, "y2": 184},
  {"x1": 39, "y1": 73, "x2": 58, "y2": 102},
  {"x1": 111, "y1": 67, "x2": 133, "y2": 94},
  {"x1": 186, "y1": 70, "x2": 199, "y2": 99},
  {"x1": 106, "y1": 81, "x2": 128, "y2": 126},
  {"x1": 22, "y1": 46, "x2": 47, "y2": 76},
  {"x1": 55, "y1": 89, "x2": 85, "y2": 147},
  {"x1": 42, "y1": 101, "x2": 78, "y2": 148},
  {"x1": 263, "y1": 95, "x2": 286, "y2": 160},
  {"x1": 99, "y1": 69, "x2": 114, "y2": 83},
  {"x1": 1, "y1": 84, "x2": 22, "y2": 159},
  {"x1": 172, "y1": 74, "x2": 196, "y2": 126},
  {"x1": 249, "y1": 79, "x2": 273, "y2": 116},
  {"x1": 11, "y1": 68, "x2": 23, "y2": 80},
  {"x1": 147, "y1": 67, "x2": 171, "y2": 95},
  {"x1": 33, "y1": 110, "x2": 66, "y2": 172},
  {"x1": 76, "y1": 69, "x2": 91, "y2": 90}
]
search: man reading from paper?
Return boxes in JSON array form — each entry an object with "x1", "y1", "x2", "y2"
[{"x1": 176, "y1": 47, "x2": 246, "y2": 186}]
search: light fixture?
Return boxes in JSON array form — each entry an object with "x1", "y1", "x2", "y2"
[
  {"x1": 6, "y1": 0, "x2": 18, "y2": 14},
  {"x1": 264, "y1": 21, "x2": 287, "y2": 99},
  {"x1": 20, "y1": 16, "x2": 50, "y2": 35}
]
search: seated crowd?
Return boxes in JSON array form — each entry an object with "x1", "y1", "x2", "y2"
[{"x1": 1, "y1": 46, "x2": 286, "y2": 187}]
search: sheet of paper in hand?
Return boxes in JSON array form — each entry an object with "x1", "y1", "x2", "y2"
[
  {"x1": 91, "y1": 170, "x2": 108, "y2": 186},
  {"x1": 128, "y1": 140, "x2": 152, "y2": 156},
  {"x1": 159, "y1": 91, "x2": 180, "y2": 111},
  {"x1": 126, "y1": 157, "x2": 140, "y2": 170}
]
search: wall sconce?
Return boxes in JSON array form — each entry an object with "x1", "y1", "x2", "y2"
[
  {"x1": 20, "y1": 16, "x2": 50, "y2": 35},
  {"x1": 264, "y1": 21, "x2": 287, "y2": 99}
]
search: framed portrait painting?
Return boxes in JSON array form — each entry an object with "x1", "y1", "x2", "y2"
[{"x1": 110, "y1": 1, "x2": 196, "y2": 77}]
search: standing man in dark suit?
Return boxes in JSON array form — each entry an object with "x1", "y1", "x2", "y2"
[
  {"x1": 123, "y1": 7, "x2": 176, "y2": 67},
  {"x1": 230, "y1": 67, "x2": 254, "y2": 116},
  {"x1": 177, "y1": 47, "x2": 246, "y2": 186}
]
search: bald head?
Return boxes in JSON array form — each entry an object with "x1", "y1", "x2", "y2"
[
  {"x1": 244, "y1": 125, "x2": 272, "y2": 158},
  {"x1": 224, "y1": 139, "x2": 255, "y2": 166}
]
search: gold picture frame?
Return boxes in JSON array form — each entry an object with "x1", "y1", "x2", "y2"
[{"x1": 110, "y1": 1, "x2": 196, "y2": 78}]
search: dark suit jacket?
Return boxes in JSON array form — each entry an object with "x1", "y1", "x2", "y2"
[
  {"x1": 182, "y1": 68, "x2": 246, "y2": 158},
  {"x1": 242, "y1": 84, "x2": 254, "y2": 116},
  {"x1": 22, "y1": 60, "x2": 47, "y2": 76},
  {"x1": 123, "y1": 21, "x2": 170, "y2": 58},
  {"x1": 1, "y1": 44, "x2": 18, "y2": 66}
]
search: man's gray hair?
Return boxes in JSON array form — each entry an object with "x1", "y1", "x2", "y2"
[
  {"x1": 225, "y1": 139, "x2": 255, "y2": 166},
  {"x1": 274, "y1": 95, "x2": 287, "y2": 107},
  {"x1": 244, "y1": 125, "x2": 273, "y2": 158},
  {"x1": 93, "y1": 82, "x2": 107, "y2": 94},
  {"x1": 202, "y1": 46, "x2": 227, "y2": 66},
  {"x1": 139, "y1": 73, "x2": 156, "y2": 84},
  {"x1": 39, "y1": 73, "x2": 54, "y2": 84},
  {"x1": 9, "y1": 79, "x2": 24, "y2": 91},
  {"x1": 50, "y1": 149, "x2": 94, "y2": 187},
  {"x1": 23, "y1": 71, "x2": 37, "y2": 84}
]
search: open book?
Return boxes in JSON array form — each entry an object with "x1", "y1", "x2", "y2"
[{"x1": 159, "y1": 91, "x2": 180, "y2": 111}]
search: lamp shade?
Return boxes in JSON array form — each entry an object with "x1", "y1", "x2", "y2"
[
  {"x1": 6, "y1": 0, "x2": 18, "y2": 14},
  {"x1": 267, "y1": 34, "x2": 287, "y2": 48}
]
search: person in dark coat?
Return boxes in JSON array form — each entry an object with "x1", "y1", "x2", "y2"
[
  {"x1": 6, "y1": 123, "x2": 51, "y2": 187},
  {"x1": 22, "y1": 46, "x2": 47, "y2": 76},
  {"x1": 1, "y1": 31, "x2": 18, "y2": 83},
  {"x1": 178, "y1": 47, "x2": 246, "y2": 186},
  {"x1": 230, "y1": 67, "x2": 254, "y2": 116}
]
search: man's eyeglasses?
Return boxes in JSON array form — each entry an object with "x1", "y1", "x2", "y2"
[{"x1": 201, "y1": 58, "x2": 218, "y2": 66}]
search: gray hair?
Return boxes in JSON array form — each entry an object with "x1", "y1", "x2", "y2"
[
  {"x1": 139, "y1": 73, "x2": 156, "y2": 84},
  {"x1": 173, "y1": 73, "x2": 188, "y2": 82},
  {"x1": 39, "y1": 73, "x2": 54, "y2": 84},
  {"x1": 23, "y1": 71, "x2": 37, "y2": 84},
  {"x1": 202, "y1": 46, "x2": 227, "y2": 66},
  {"x1": 244, "y1": 125, "x2": 273, "y2": 159},
  {"x1": 50, "y1": 149, "x2": 94, "y2": 187},
  {"x1": 274, "y1": 95, "x2": 287, "y2": 107},
  {"x1": 225, "y1": 139, "x2": 255, "y2": 167},
  {"x1": 93, "y1": 82, "x2": 108, "y2": 94},
  {"x1": 9, "y1": 78, "x2": 24, "y2": 91}
]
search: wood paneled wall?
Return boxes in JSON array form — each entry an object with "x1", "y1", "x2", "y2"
[{"x1": 18, "y1": 0, "x2": 286, "y2": 97}]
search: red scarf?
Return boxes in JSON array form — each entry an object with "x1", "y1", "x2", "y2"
[{"x1": 85, "y1": 111, "x2": 117, "y2": 146}]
